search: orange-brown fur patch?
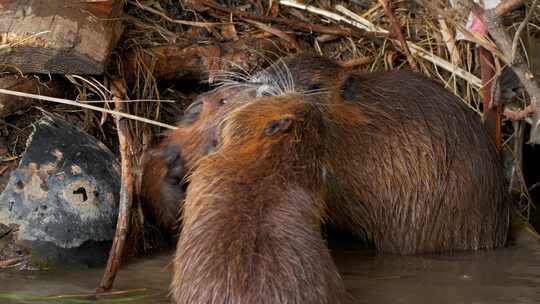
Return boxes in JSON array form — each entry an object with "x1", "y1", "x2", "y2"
[
  {"x1": 142, "y1": 54, "x2": 509, "y2": 255},
  {"x1": 172, "y1": 97, "x2": 346, "y2": 304}
]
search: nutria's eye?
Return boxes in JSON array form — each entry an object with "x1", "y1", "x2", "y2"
[
  {"x1": 340, "y1": 73, "x2": 364, "y2": 103},
  {"x1": 181, "y1": 101, "x2": 203, "y2": 124},
  {"x1": 219, "y1": 98, "x2": 227, "y2": 105},
  {"x1": 256, "y1": 85, "x2": 273, "y2": 97},
  {"x1": 185, "y1": 101, "x2": 203, "y2": 115},
  {"x1": 307, "y1": 83, "x2": 322, "y2": 92}
]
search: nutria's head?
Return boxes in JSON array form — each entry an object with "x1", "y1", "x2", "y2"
[
  {"x1": 219, "y1": 95, "x2": 323, "y2": 150},
  {"x1": 140, "y1": 54, "x2": 349, "y2": 228},
  {"x1": 169, "y1": 85, "x2": 255, "y2": 168},
  {"x1": 164, "y1": 54, "x2": 349, "y2": 170}
]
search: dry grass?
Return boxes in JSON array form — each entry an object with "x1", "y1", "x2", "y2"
[
  {"x1": 4, "y1": 1, "x2": 538, "y2": 247},
  {"x1": 87, "y1": 0, "x2": 540, "y2": 237}
]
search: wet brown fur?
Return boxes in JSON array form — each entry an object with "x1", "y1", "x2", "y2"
[
  {"x1": 140, "y1": 150, "x2": 181, "y2": 236},
  {"x1": 143, "y1": 54, "x2": 509, "y2": 254},
  {"x1": 141, "y1": 54, "x2": 510, "y2": 303},
  {"x1": 170, "y1": 70, "x2": 509, "y2": 302},
  {"x1": 140, "y1": 54, "x2": 348, "y2": 235},
  {"x1": 171, "y1": 97, "x2": 346, "y2": 304},
  {"x1": 139, "y1": 86, "x2": 255, "y2": 234},
  {"x1": 324, "y1": 71, "x2": 508, "y2": 253}
]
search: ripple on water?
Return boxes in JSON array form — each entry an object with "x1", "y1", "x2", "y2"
[{"x1": 1, "y1": 245, "x2": 539, "y2": 304}]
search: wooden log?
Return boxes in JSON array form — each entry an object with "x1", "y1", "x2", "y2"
[
  {"x1": 0, "y1": 74, "x2": 66, "y2": 118},
  {"x1": 0, "y1": 0, "x2": 123, "y2": 75}
]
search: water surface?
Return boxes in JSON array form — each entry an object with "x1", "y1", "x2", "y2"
[{"x1": 1, "y1": 243, "x2": 539, "y2": 303}]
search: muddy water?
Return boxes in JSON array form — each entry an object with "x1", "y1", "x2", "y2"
[{"x1": 1, "y1": 243, "x2": 539, "y2": 304}]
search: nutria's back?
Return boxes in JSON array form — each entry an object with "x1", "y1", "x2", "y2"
[{"x1": 323, "y1": 70, "x2": 508, "y2": 253}]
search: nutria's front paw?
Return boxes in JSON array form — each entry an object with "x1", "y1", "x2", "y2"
[{"x1": 160, "y1": 144, "x2": 185, "y2": 185}]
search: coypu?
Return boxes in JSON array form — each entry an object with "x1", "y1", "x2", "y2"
[
  {"x1": 140, "y1": 54, "x2": 349, "y2": 235},
  {"x1": 172, "y1": 96, "x2": 346, "y2": 304},
  {"x1": 140, "y1": 84, "x2": 263, "y2": 235},
  {"x1": 142, "y1": 54, "x2": 509, "y2": 254},
  {"x1": 325, "y1": 70, "x2": 508, "y2": 253},
  {"x1": 170, "y1": 71, "x2": 509, "y2": 302}
]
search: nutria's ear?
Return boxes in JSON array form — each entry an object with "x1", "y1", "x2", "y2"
[
  {"x1": 264, "y1": 117, "x2": 294, "y2": 137},
  {"x1": 340, "y1": 73, "x2": 364, "y2": 103},
  {"x1": 181, "y1": 100, "x2": 203, "y2": 124}
]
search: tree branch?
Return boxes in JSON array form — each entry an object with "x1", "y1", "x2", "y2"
[
  {"x1": 97, "y1": 79, "x2": 135, "y2": 292},
  {"x1": 378, "y1": 0, "x2": 419, "y2": 71},
  {"x1": 489, "y1": 0, "x2": 527, "y2": 17}
]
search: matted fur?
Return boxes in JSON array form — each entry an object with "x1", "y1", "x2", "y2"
[
  {"x1": 139, "y1": 54, "x2": 348, "y2": 234},
  {"x1": 141, "y1": 54, "x2": 510, "y2": 303},
  {"x1": 143, "y1": 54, "x2": 509, "y2": 255},
  {"x1": 171, "y1": 97, "x2": 346, "y2": 304}
]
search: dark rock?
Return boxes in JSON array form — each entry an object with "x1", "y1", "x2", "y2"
[{"x1": 0, "y1": 113, "x2": 120, "y2": 269}]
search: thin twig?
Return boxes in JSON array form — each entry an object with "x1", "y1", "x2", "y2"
[
  {"x1": 202, "y1": 0, "x2": 368, "y2": 39},
  {"x1": 0, "y1": 30, "x2": 51, "y2": 51},
  {"x1": 278, "y1": 0, "x2": 482, "y2": 87},
  {"x1": 131, "y1": 0, "x2": 227, "y2": 28},
  {"x1": 50, "y1": 288, "x2": 147, "y2": 300},
  {"x1": 438, "y1": 18, "x2": 462, "y2": 65},
  {"x1": 508, "y1": 120, "x2": 533, "y2": 219},
  {"x1": 0, "y1": 227, "x2": 13, "y2": 240},
  {"x1": 511, "y1": 0, "x2": 538, "y2": 64},
  {"x1": 0, "y1": 257, "x2": 25, "y2": 268},
  {"x1": 529, "y1": 180, "x2": 540, "y2": 192},
  {"x1": 0, "y1": 88, "x2": 177, "y2": 130},
  {"x1": 478, "y1": 46, "x2": 498, "y2": 144},
  {"x1": 490, "y1": 0, "x2": 527, "y2": 17},
  {"x1": 243, "y1": 19, "x2": 300, "y2": 49},
  {"x1": 378, "y1": 0, "x2": 419, "y2": 71},
  {"x1": 97, "y1": 79, "x2": 135, "y2": 292},
  {"x1": 80, "y1": 99, "x2": 175, "y2": 103}
]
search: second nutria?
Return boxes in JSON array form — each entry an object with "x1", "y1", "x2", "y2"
[
  {"x1": 325, "y1": 70, "x2": 508, "y2": 253},
  {"x1": 140, "y1": 54, "x2": 349, "y2": 235},
  {"x1": 142, "y1": 54, "x2": 509, "y2": 254}
]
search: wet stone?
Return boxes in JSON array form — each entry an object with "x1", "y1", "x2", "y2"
[{"x1": 0, "y1": 114, "x2": 120, "y2": 269}]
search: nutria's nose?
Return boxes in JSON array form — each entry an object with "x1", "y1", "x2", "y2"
[{"x1": 256, "y1": 84, "x2": 273, "y2": 97}]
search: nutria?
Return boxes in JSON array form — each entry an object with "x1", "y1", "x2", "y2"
[
  {"x1": 172, "y1": 96, "x2": 346, "y2": 304},
  {"x1": 142, "y1": 54, "x2": 509, "y2": 254},
  {"x1": 170, "y1": 69, "x2": 509, "y2": 302},
  {"x1": 325, "y1": 70, "x2": 508, "y2": 253},
  {"x1": 140, "y1": 54, "x2": 348, "y2": 235},
  {"x1": 139, "y1": 86, "x2": 247, "y2": 235}
]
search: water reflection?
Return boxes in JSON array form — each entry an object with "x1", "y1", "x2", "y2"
[
  {"x1": 339, "y1": 244, "x2": 540, "y2": 304},
  {"x1": 1, "y1": 243, "x2": 538, "y2": 303}
]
